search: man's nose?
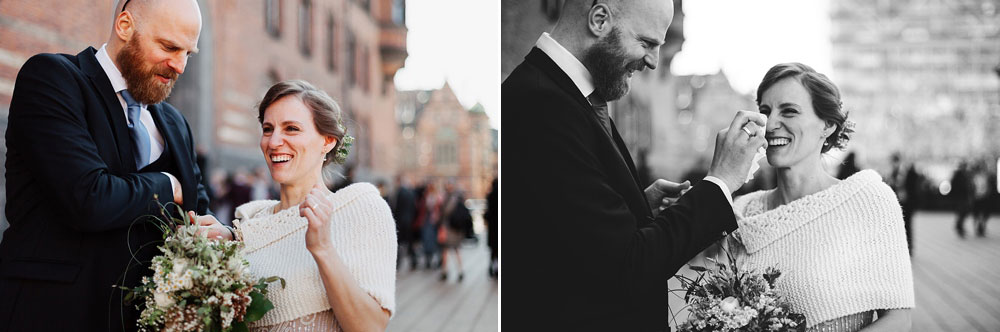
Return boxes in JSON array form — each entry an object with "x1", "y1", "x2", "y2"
[
  {"x1": 643, "y1": 48, "x2": 660, "y2": 70},
  {"x1": 167, "y1": 54, "x2": 187, "y2": 75}
]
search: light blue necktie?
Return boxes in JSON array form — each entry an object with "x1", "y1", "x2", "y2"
[{"x1": 120, "y1": 90, "x2": 151, "y2": 169}]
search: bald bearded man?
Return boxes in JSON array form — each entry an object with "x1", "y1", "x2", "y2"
[
  {"x1": 504, "y1": 0, "x2": 767, "y2": 330},
  {"x1": 0, "y1": 1, "x2": 221, "y2": 330}
]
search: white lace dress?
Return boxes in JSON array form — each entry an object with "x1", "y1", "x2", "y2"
[{"x1": 233, "y1": 183, "x2": 397, "y2": 331}]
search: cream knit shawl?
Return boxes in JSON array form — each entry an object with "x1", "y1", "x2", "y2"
[
  {"x1": 234, "y1": 183, "x2": 397, "y2": 326},
  {"x1": 728, "y1": 170, "x2": 914, "y2": 328}
]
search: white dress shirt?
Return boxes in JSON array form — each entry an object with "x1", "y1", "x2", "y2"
[
  {"x1": 534, "y1": 33, "x2": 734, "y2": 206},
  {"x1": 96, "y1": 44, "x2": 178, "y2": 194}
]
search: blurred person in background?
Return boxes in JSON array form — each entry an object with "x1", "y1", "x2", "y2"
[
  {"x1": 889, "y1": 152, "x2": 918, "y2": 253},
  {"x1": 222, "y1": 168, "x2": 253, "y2": 223},
  {"x1": 484, "y1": 177, "x2": 498, "y2": 278},
  {"x1": 952, "y1": 160, "x2": 974, "y2": 238},
  {"x1": 837, "y1": 151, "x2": 861, "y2": 180},
  {"x1": 250, "y1": 165, "x2": 275, "y2": 201},
  {"x1": 971, "y1": 159, "x2": 993, "y2": 237},
  {"x1": 439, "y1": 181, "x2": 471, "y2": 282},
  {"x1": 392, "y1": 174, "x2": 419, "y2": 270},
  {"x1": 415, "y1": 180, "x2": 443, "y2": 269}
]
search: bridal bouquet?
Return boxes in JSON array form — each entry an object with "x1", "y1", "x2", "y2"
[
  {"x1": 119, "y1": 199, "x2": 283, "y2": 332},
  {"x1": 672, "y1": 250, "x2": 805, "y2": 332}
]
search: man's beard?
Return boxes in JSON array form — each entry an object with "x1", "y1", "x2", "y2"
[
  {"x1": 582, "y1": 26, "x2": 646, "y2": 102},
  {"x1": 116, "y1": 36, "x2": 178, "y2": 105}
]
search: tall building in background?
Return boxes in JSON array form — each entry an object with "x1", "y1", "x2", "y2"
[
  {"x1": 396, "y1": 84, "x2": 497, "y2": 199},
  {"x1": 831, "y1": 0, "x2": 1000, "y2": 168}
]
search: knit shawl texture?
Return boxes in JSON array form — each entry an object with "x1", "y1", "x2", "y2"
[
  {"x1": 234, "y1": 183, "x2": 397, "y2": 326},
  {"x1": 730, "y1": 170, "x2": 914, "y2": 328}
]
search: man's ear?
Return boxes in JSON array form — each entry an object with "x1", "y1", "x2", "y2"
[
  {"x1": 587, "y1": 3, "x2": 613, "y2": 37},
  {"x1": 114, "y1": 11, "x2": 137, "y2": 42}
]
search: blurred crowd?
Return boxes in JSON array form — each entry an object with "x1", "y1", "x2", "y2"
[{"x1": 386, "y1": 175, "x2": 500, "y2": 281}]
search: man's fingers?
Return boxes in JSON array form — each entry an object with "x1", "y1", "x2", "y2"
[
  {"x1": 650, "y1": 179, "x2": 691, "y2": 197},
  {"x1": 729, "y1": 110, "x2": 766, "y2": 133}
]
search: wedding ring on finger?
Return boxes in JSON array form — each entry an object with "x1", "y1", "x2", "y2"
[{"x1": 741, "y1": 125, "x2": 754, "y2": 137}]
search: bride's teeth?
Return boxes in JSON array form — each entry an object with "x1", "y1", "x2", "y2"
[{"x1": 271, "y1": 155, "x2": 291, "y2": 162}]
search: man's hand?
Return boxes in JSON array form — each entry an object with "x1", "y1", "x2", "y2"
[
  {"x1": 707, "y1": 110, "x2": 768, "y2": 193},
  {"x1": 187, "y1": 211, "x2": 233, "y2": 241},
  {"x1": 645, "y1": 179, "x2": 691, "y2": 214},
  {"x1": 164, "y1": 172, "x2": 183, "y2": 205}
]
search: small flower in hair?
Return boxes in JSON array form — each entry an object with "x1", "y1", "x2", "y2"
[
  {"x1": 836, "y1": 120, "x2": 856, "y2": 149},
  {"x1": 332, "y1": 135, "x2": 354, "y2": 164}
]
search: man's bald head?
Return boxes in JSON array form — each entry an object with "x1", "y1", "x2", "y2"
[
  {"x1": 106, "y1": 0, "x2": 202, "y2": 104},
  {"x1": 110, "y1": 0, "x2": 202, "y2": 38},
  {"x1": 550, "y1": 0, "x2": 674, "y2": 101}
]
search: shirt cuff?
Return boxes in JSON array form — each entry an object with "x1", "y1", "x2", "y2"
[
  {"x1": 162, "y1": 172, "x2": 178, "y2": 199},
  {"x1": 703, "y1": 176, "x2": 734, "y2": 208}
]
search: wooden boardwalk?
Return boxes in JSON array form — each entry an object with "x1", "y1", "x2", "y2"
[
  {"x1": 668, "y1": 211, "x2": 1000, "y2": 331},
  {"x1": 387, "y1": 238, "x2": 498, "y2": 332}
]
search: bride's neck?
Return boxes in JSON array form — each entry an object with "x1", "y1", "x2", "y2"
[
  {"x1": 770, "y1": 159, "x2": 839, "y2": 210},
  {"x1": 275, "y1": 171, "x2": 326, "y2": 212}
]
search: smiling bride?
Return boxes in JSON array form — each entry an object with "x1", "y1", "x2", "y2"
[
  {"x1": 722, "y1": 63, "x2": 914, "y2": 332},
  {"x1": 211, "y1": 80, "x2": 397, "y2": 332}
]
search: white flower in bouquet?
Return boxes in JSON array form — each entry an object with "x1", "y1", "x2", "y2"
[{"x1": 154, "y1": 291, "x2": 175, "y2": 308}]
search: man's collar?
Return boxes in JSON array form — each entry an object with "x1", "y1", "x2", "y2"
[
  {"x1": 535, "y1": 32, "x2": 595, "y2": 98},
  {"x1": 95, "y1": 43, "x2": 128, "y2": 94}
]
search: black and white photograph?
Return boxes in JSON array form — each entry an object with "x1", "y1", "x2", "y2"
[{"x1": 504, "y1": 0, "x2": 998, "y2": 331}]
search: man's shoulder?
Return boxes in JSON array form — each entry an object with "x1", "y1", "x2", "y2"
[
  {"x1": 153, "y1": 101, "x2": 190, "y2": 126},
  {"x1": 18, "y1": 52, "x2": 83, "y2": 79}
]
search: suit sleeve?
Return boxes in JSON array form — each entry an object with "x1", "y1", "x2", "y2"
[{"x1": 7, "y1": 54, "x2": 174, "y2": 232}]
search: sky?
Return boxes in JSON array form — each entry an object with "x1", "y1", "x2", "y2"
[
  {"x1": 394, "y1": 0, "x2": 501, "y2": 130},
  {"x1": 671, "y1": 0, "x2": 832, "y2": 94}
]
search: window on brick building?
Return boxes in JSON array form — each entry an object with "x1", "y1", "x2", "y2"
[
  {"x1": 347, "y1": 32, "x2": 357, "y2": 87},
  {"x1": 361, "y1": 47, "x2": 370, "y2": 92},
  {"x1": 265, "y1": 0, "x2": 281, "y2": 38},
  {"x1": 298, "y1": 0, "x2": 313, "y2": 57},
  {"x1": 326, "y1": 13, "x2": 337, "y2": 72},
  {"x1": 434, "y1": 128, "x2": 458, "y2": 166},
  {"x1": 392, "y1": 0, "x2": 405, "y2": 25}
]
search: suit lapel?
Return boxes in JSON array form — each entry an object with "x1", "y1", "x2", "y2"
[
  {"x1": 609, "y1": 120, "x2": 641, "y2": 190},
  {"x1": 525, "y1": 47, "x2": 652, "y2": 220},
  {"x1": 148, "y1": 104, "x2": 195, "y2": 210},
  {"x1": 78, "y1": 47, "x2": 136, "y2": 172}
]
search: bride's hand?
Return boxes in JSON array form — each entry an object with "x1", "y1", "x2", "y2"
[
  {"x1": 185, "y1": 211, "x2": 233, "y2": 241},
  {"x1": 301, "y1": 184, "x2": 334, "y2": 254}
]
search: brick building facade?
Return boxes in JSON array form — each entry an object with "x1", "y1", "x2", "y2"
[{"x1": 397, "y1": 84, "x2": 496, "y2": 199}]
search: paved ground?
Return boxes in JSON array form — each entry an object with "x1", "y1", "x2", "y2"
[
  {"x1": 388, "y1": 238, "x2": 498, "y2": 332},
  {"x1": 668, "y1": 211, "x2": 1000, "y2": 331}
]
